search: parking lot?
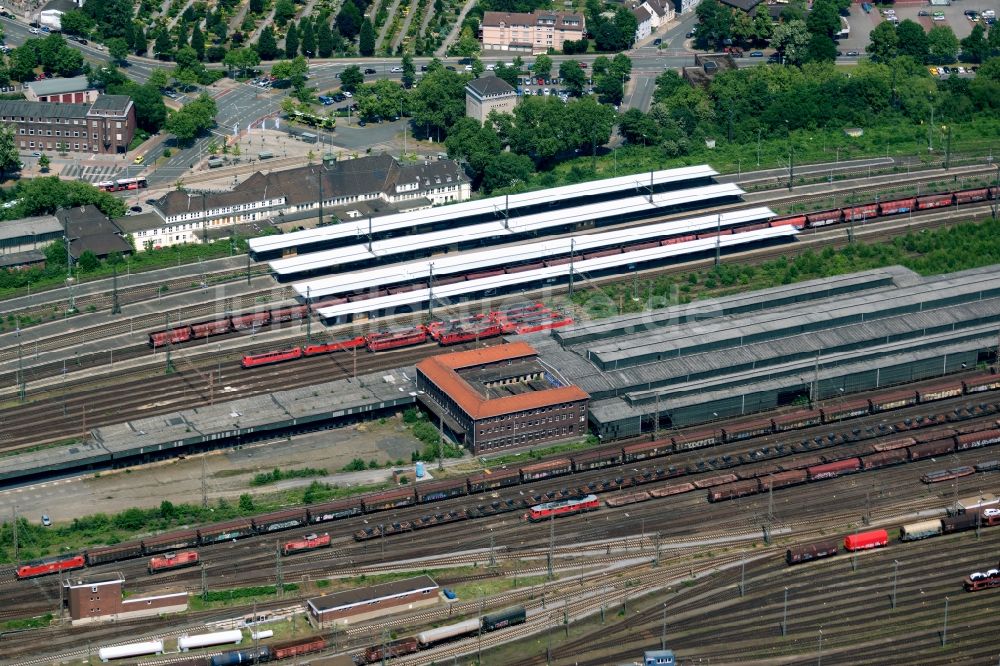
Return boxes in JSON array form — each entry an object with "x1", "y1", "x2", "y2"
[{"x1": 839, "y1": 0, "x2": 1000, "y2": 57}]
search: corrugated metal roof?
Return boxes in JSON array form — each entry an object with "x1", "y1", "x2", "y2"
[
  {"x1": 249, "y1": 165, "x2": 718, "y2": 254},
  {"x1": 291, "y1": 206, "x2": 772, "y2": 297},
  {"x1": 316, "y1": 226, "x2": 797, "y2": 318},
  {"x1": 308, "y1": 575, "x2": 438, "y2": 613}
]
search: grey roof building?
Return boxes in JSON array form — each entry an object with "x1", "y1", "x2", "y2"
[
  {"x1": 466, "y1": 75, "x2": 518, "y2": 124},
  {"x1": 23, "y1": 75, "x2": 98, "y2": 104},
  {"x1": 0, "y1": 214, "x2": 63, "y2": 254},
  {"x1": 533, "y1": 265, "x2": 1000, "y2": 439},
  {"x1": 57, "y1": 205, "x2": 132, "y2": 259}
]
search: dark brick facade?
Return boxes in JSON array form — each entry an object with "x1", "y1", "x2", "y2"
[{"x1": 0, "y1": 95, "x2": 137, "y2": 155}]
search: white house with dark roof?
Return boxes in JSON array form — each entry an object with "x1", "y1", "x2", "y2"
[
  {"x1": 642, "y1": 0, "x2": 675, "y2": 27},
  {"x1": 465, "y1": 75, "x2": 518, "y2": 124},
  {"x1": 633, "y1": 5, "x2": 653, "y2": 41}
]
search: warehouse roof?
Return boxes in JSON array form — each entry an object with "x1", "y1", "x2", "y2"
[
  {"x1": 307, "y1": 575, "x2": 438, "y2": 614},
  {"x1": 24, "y1": 75, "x2": 90, "y2": 97},
  {"x1": 249, "y1": 165, "x2": 719, "y2": 254},
  {"x1": 314, "y1": 226, "x2": 798, "y2": 318},
  {"x1": 0, "y1": 214, "x2": 63, "y2": 242},
  {"x1": 417, "y1": 342, "x2": 589, "y2": 419}
]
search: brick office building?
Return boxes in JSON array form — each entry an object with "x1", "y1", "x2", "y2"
[
  {"x1": 62, "y1": 573, "x2": 187, "y2": 625},
  {"x1": 0, "y1": 94, "x2": 136, "y2": 155},
  {"x1": 416, "y1": 342, "x2": 590, "y2": 454}
]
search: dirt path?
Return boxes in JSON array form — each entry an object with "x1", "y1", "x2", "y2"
[
  {"x1": 374, "y1": 0, "x2": 402, "y2": 53},
  {"x1": 436, "y1": 0, "x2": 477, "y2": 56},
  {"x1": 391, "y1": 0, "x2": 418, "y2": 52}
]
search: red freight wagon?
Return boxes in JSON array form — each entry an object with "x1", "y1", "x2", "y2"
[
  {"x1": 520, "y1": 458, "x2": 574, "y2": 481},
  {"x1": 583, "y1": 248, "x2": 622, "y2": 260},
  {"x1": 231, "y1": 312, "x2": 270, "y2": 330},
  {"x1": 605, "y1": 492, "x2": 652, "y2": 507},
  {"x1": 661, "y1": 234, "x2": 697, "y2": 246},
  {"x1": 142, "y1": 528, "x2": 200, "y2": 554},
  {"x1": 148, "y1": 550, "x2": 199, "y2": 574},
  {"x1": 622, "y1": 438, "x2": 673, "y2": 462},
  {"x1": 871, "y1": 436, "x2": 916, "y2": 452},
  {"x1": 914, "y1": 428, "x2": 956, "y2": 444},
  {"x1": 624, "y1": 240, "x2": 661, "y2": 252},
  {"x1": 149, "y1": 327, "x2": 192, "y2": 348},
  {"x1": 272, "y1": 636, "x2": 327, "y2": 660},
  {"x1": 17, "y1": 554, "x2": 86, "y2": 579},
  {"x1": 861, "y1": 449, "x2": 909, "y2": 469},
  {"x1": 786, "y1": 540, "x2": 840, "y2": 565},
  {"x1": 843, "y1": 529, "x2": 889, "y2": 551},
  {"x1": 736, "y1": 222, "x2": 769, "y2": 232},
  {"x1": 241, "y1": 348, "x2": 302, "y2": 368},
  {"x1": 760, "y1": 469, "x2": 808, "y2": 490},
  {"x1": 916, "y1": 193, "x2": 953, "y2": 209},
  {"x1": 907, "y1": 438, "x2": 955, "y2": 460},
  {"x1": 544, "y1": 256, "x2": 571, "y2": 267},
  {"x1": 308, "y1": 498, "x2": 363, "y2": 523},
  {"x1": 772, "y1": 410, "x2": 822, "y2": 431},
  {"x1": 672, "y1": 429, "x2": 719, "y2": 450},
  {"x1": 722, "y1": 418, "x2": 773, "y2": 441},
  {"x1": 806, "y1": 209, "x2": 842, "y2": 227},
  {"x1": 821, "y1": 398, "x2": 871, "y2": 422},
  {"x1": 388, "y1": 284, "x2": 422, "y2": 295},
  {"x1": 302, "y1": 336, "x2": 366, "y2": 355},
  {"x1": 270, "y1": 305, "x2": 309, "y2": 323},
  {"x1": 191, "y1": 319, "x2": 231, "y2": 338},
  {"x1": 879, "y1": 197, "x2": 916, "y2": 215},
  {"x1": 466, "y1": 268, "x2": 505, "y2": 280},
  {"x1": 955, "y1": 188, "x2": 990, "y2": 204},
  {"x1": 844, "y1": 204, "x2": 878, "y2": 220},
  {"x1": 649, "y1": 482, "x2": 696, "y2": 498},
  {"x1": 364, "y1": 638, "x2": 419, "y2": 663},
  {"x1": 964, "y1": 374, "x2": 1000, "y2": 393},
  {"x1": 693, "y1": 473, "x2": 738, "y2": 489},
  {"x1": 282, "y1": 533, "x2": 331, "y2": 556},
  {"x1": 807, "y1": 458, "x2": 861, "y2": 480},
  {"x1": 917, "y1": 380, "x2": 965, "y2": 402},
  {"x1": 956, "y1": 429, "x2": 1000, "y2": 450},
  {"x1": 870, "y1": 390, "x2": 918, "y2": 412},
  {"x1": 312, "y1": 297, "x2": 347, "y2": 308},
  {"x1": 467, "y1": 468, "x2": 521, "y2": 493},
  {"x1": 708, "y1": 480, "x2": 760, "y2": 502},
  {"x1": 769, "y1": 215, "x2": 807, "y2": 229},
  {"x1": 198, "y1": 519, "x2": 254, "y2": 544},
  {"x1": 362, "y1": 487, "x2": 416, "y2": 512},
  {"x1": 505, "y1": 262, "x2": 545, "y2": 274},
  {"x1": 572, "y1": 448, "x2": 624, "y2": 471},
  {"x1": 435, "y1": 275, "x2": 467, "y2": 286}
]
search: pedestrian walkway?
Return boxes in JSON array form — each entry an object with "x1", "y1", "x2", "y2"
[{"x1": 60, "y1": 163, "x2": 125, "y2": 184}]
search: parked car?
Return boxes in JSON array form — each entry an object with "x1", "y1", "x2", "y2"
[
  {"x1": 364, "y1": 68, "x2": 376, "y2": 74},
  {"x1": 420, "y1": 65, "x2": 428, "y2": 71},
  {"x1": 749, "y1": 50, "x2": 764, "y2": 57},
  {"x1": 918, "y1": 10, "x2": 929, "y2": 16},
  {"x1": 846, "y1": 50, "x2": 860, "y2": 56},
  {"x1": 445, "y1": 65, "x2": 456, "y2": 71},
  {"x1": 41, "y1": 515, "x2": 51, "y2": 527},
  {"x1": 29, "y1": 27, "x2": 40, "y2": 34},
  {"x1": 390, "y1": 66, "x2": 403, "y2": 72},
  {"x1": 343, "y1": 91, "x2": 352, "y2": 98}
]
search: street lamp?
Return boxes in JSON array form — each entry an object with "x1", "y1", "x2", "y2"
[{"x1": 785, "y1": 119, "x2": 793, "y2": 190}]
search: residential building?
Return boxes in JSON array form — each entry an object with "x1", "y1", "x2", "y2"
[
  {"x1": 642, "y1": 0, "x2": 675, "y2": 27},
  {"x1": 62, "y1": 573, "x2": 187, "y2": 626},
  {"x1": 465, "y1": 75, "x2": 518, "y2": 123},
  {"x1": 0, "y1": 94, "x2": 136, "y2": 155},
  {"x1": 23, "y1": 76, "x2": 98, "y2": 104},
  {"x1": 481, "y1": 10, "x2": 585, "y2": 54},
  {"x1": 633, "y1": 5, "x2": 653, "y2": 41},
  {"x1": 147, "y1": 155, "x2": 469, "y2": 237},
  {"x1": 306, "y1": 575, "x2": 440, "y2": 627},
  {"x1": 416, "y1": 342, "x2": 590, "y2": 454},
  {"x1": 677, "y1": 0, "x2": 701, "y2": 14}
]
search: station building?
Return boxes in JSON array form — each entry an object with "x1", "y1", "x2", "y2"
[
  {"x1": 535, "y1": 265, "x2": 1000, "y2": 440},
  {"x1": 62, "y1": 573, "x2": 187, "y2": 625},
  {"x1": 416, "y1": 342, "x2": 590, "y2": 453},
  {"x1": 306, "y1": 575, "x2": 439, "y2": 628}
]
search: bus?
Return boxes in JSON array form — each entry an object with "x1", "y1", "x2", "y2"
[{"x1": 96, "y1": 176, "x2": 148, "y2": 192}]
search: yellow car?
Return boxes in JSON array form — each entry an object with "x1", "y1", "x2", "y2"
[
  {"x1": 929, "y1": 67, "x2": 939, "y2": 76},
  {"x1": 133, "y1": 155, "x2": 145, "y2": 165}
]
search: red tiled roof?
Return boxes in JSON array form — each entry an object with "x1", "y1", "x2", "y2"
[{"x1": 417, "y1": 342, "x2": 589, "y2": 419}]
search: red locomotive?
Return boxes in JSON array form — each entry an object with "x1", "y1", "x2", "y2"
[
  {"x1": 525, "y1": 494, "x2": 600, "y2": 522},
  {"x1": 364, "y1": 328, "x2": 427, "y2": 351},
  {"x1": 17, "y1": 554, "x2": 86, "y2": 580},
  {"x1": 147, "y1": 550, "x2": 199, "y2": 574},
  {"x1": 282, "y1": 533, "x2": 331, "y2": 556},
  {"x1": 241, "y1": 347, "x2": 303, "y2": 368}
]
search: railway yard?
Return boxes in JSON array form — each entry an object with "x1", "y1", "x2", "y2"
[{"x1": 3, "y1": 159, "x2": 1000, "y2": 665}]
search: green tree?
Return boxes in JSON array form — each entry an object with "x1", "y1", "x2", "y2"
[
  {"x1": 411, "y1": 67, "x2": 469, "y2": 140},
  {"x1": 896, "y1": 20, "x2": 929, "y2": 62},
  {"x1": 868, "y1": 20, "x2": 899, "y2": 63},
  {"x1": 59, "y1": 10, "x2": 95, "y2": 36},
  {"x1": 695, "y1": 0, "x2": 733, "y2": 50},
  {"x1": 77, "y1": 250, "x2": 100, "y2": 272},
  {"x1": 107, "y1": 37, "x2": 130, "y2": 64},
  {"x1": 961, "y1": 24, "x2": 990, "y2": 64},
  {"x1": 37, "y1": 154, "x2": 50, "y2": 172},
  {"x1": 532, "y1": 54, "x2": 553, "y2": 79},
  {"x1": 148, "y1": 68, "x2": 170, "y2": 91},
  {"x1": 610, "y1": 53, "x2": 632, "y2": 81},
  {"x1": 592, "y1": 55, "x2": 610, "y2": 77},
  {"x1": 190, "y1": 24, "x2": 206, "y2": 60},
  {"x1": 274, "y1": 0, "x2": 296, "y2": 26},
  {"x1": 249, "y1": 0, "x2": 265, "y2": 13},
  {"x1": 559, "y1": 60, "x2": 586, "y2": 96},
  {"x1": 805, "y1": 33, "x2": 838, "y2": 62},
  {"x1": 481, "y1": 151, "x2": 534, "y2": 194},
  {"x1": 159, "y1": 500, "x2": 176, "y2": 519},
  {"x1": 238, "y1": 493, "x2": 254, "y2": 513},
  {"x1": 359, "y1": 19, "x2": 375, "y2": 56},
  {"x1": 806, "y1": 0, "x2": 841, "y2": 38},
  {"x1": 595, "y1": 72, "x2": 624, "y2": 105},
  {"x1": 340, "y1": 64, "x2": 364, "y2": 92},
  {"x1": 123, "y1": 83, "x2": 169, "y2": 132},
  {"x1": 493, "y1": 62, "x2": 519, "y2": 87},
  {"x1": 285, "y1": 22, "x2": 299, "y2": 58},
  {"x1": 153, "y1": 30, "x2": 173, "y2": 60},
  {"x1": 223, "y1": 47, "x2": 261, "y2": 78},
  {"x1": 771, "y1": 19, "x2": 810, "y2": 65},
  {"x1": 752, "y1": 6, "x2": 774, "y2": 43},
  {"x1": 336, "y1": 1, "x2": 362, "y2": 40},
  {"x1": 927, "y1": 25, "x2": 959, "y2": 64},
  {"x1": 401, "y1": 52, "x2": 416, "y2": 88},
  {"x1": 257, "y1": 26, "x2": 279, "y2": 60},
  {"x1": 317, "y1": 19, "x2": 335, "y2": 58},
  {"x1": 617, "y1": 108, "x2": 659, "y2": 145},
  {"x1": 301, "y1": 19, "x2": 316, "y2": 56},
  {"x1": 989, "y1": 26, "x2": 1000, "y2": 55},
  {"x1": 454, "y1": 25, "x2": 480, "y2": 56}
]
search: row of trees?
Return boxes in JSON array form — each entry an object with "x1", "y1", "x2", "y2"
[
  {"x1": 869, "y1": 20, "x2": 1000, "y2": 65},
  {"x1": 6, "y1": 35, "x2": 84, "y2": 83}
]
